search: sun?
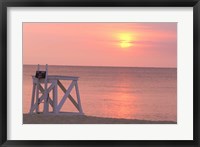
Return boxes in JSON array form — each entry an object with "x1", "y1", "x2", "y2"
[
  {"x1": 118, "y1": 33, "x2": 133, "y2": 48},
  {"x1": 120, "y1": 41, "x2": 132, "y2": 48}
]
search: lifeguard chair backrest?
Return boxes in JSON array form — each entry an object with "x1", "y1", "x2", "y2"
[{"x1": 35, "y1": 64, "x2": 48, "y2": 79}]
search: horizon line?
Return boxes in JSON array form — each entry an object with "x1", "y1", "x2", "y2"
[{"x1": 23, "y1": 64, "x2": 177, "y2": 69}]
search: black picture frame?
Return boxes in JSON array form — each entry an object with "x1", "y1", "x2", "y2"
[{"x1": 0, "y1": 0, "x2": 199, "y2": 146}]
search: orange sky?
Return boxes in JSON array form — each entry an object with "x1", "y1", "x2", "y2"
[{"x1": 23, "y1": 22, "x2": 177, "y2": 68}]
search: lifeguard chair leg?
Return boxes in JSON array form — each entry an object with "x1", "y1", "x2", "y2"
[
  {"x1": 43, "y1": 64, "x2": 49, "y2": 114},
  {"x1": 29, "y1": 83, "x2": 36, "y2": 114},
  {"x1": 36, "y1": 80, "x2": 40, "y2": 113},
  {"x1": 75, "y1": 82, "x2": 83, "y2": 114},
  {"x1": 35, "y1": 64, "x2": 40, "y2": 113},
  {"x1": 53, "y1": 80, "x2": 58, "y2": 113}
]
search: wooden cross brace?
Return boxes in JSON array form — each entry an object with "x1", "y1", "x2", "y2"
[
  {"x1": 29, "y1": 81, "x2": 56, "y2": 113},
  {"x1": 29, "y1": 79, "x2": 83, "y2": 114},
  {"x1": 56, "y1": 80, "x2": 83, "y2": 113}
]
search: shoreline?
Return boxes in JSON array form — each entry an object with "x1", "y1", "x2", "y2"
[{"x1": 23, "y1": 114, "x2": 176, "y2": 124}]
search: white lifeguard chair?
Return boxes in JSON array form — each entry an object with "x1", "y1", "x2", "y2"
[{"x1": 29, "y1": 64, "x2": 83, "y2": 115}]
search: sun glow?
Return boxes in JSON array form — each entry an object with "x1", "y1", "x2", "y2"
[
  {"x1": 118, "y1": 33, "x2": 133, "y2": 48},
  {"x1": 120, "y1": 41, "x2": 132, "y2": 48}
]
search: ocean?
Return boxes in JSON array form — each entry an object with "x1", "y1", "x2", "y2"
[{"x1": 23, "y1": 65, "x2": 177, "y2": 122}]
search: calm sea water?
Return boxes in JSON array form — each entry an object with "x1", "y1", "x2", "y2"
[{"x1": 23, "y1": 65, "x2": 177, "y2": 121}]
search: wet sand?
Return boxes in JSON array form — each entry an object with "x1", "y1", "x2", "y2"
[{"x1": 23, "y1": 113, "x2": 176, "y2": 124}]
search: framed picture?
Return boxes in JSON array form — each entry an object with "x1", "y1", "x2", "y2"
[{"x1": 0, "y1": 0, "x2": 199, "y2": 146}]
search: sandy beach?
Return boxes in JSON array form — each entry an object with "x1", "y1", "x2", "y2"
[{"x1": 23, "y1": 114, "x2": 176, "y2": 124}]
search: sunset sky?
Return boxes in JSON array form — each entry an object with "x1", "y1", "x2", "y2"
[{"x1": 23, "y1": 23, "x2": 177, "y2": 68}]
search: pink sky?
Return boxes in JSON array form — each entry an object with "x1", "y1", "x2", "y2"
[{"x1": 23, "y1": 22, "x2": 177, "y2": 67}]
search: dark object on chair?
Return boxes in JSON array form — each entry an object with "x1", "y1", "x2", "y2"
[{"x1": 35, "y1": 71, "x2": 46, "y2": 79}]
